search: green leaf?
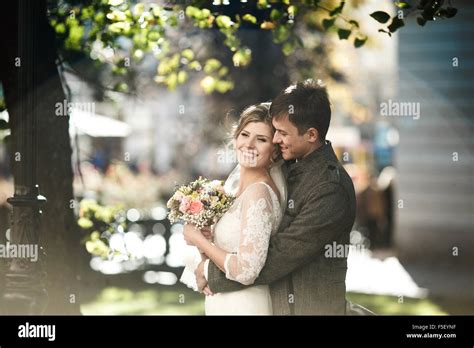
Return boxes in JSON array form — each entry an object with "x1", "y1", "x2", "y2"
[
  {"x1": 108, "y1": 0, "x2": 124, "y2": 6},
  {"x1": 168, "y1": 14, "x2": 178, "y2": 27},
  {"x1": 133, "y1": 49, "x2": 144, "y2": 61},
  {"x1": 354, "y1": 37, "x2": 367, "y2": 48},
  {"x1": 330, "y1": 1, "x2": 345, "y2": 16},
  {"x1": 165, "y1": 73, "x2": 178, "y2": 90},
  {"x1": 133, "y1": 3, "x2": 145, "y2": 17},
  {"x1": 185, "y1": 6, "x2": 199, "y2": 18},
  {"x1": 337, "y1": 28, "x2": 351, "y2": 40},
  {"x1": 188, "y1": 61, "x2": 202, "y2": 71},
  {"x1": 218, "y1": 66, "x2": 229, "y2": 77},
  {"x1": 395, "y1": 1, "x2": 411, "y2": 9},
  {"x1": 215, "y1": 80, "x2": 234, "y2": 93},
  {"x1": 106, "y1": 10, "x2": 127, "y2": 22},
  {"x1": 55, "y1": 23, "x2": 66, "y2": 34},
  {"x1": 201, "y1": 76, "x2": 216, "y2": 94},
  {"x1": 270, "y1": 9, "x2": 282, "y2": 21},
  {"x1": 257, "y1": 0, "x2": 268, "y2": 9},
  {"x1": 322, "y1": 18, "x2": 335, "y2": 30},
  {"x1": 273, "y1": 25, "x2": 290, "y2": 43},
  {"x1": 387, "y1": 17, "x2": 405, "y2": 33},
  {"x1": 108, "y1": 21, "x2": 130, "y2": 34},
  {"x1": 177, "y1": 71, "x2": 188, "y2": 84},
  {"x1": 78, "y1": 217, "x2": 94, "y2": 229},
  {"x1": 94, "y1": 12, "x2": 105, "y2": 23},
  {"x1": 147, "y1": 31, "x2": 161, "y2": 42},
  {"x1": 223, "y1": 34, "x2": 240, "y2": 51},
  {"x1": 370, "y1": 11, "x2": 391, "y2": 24},
  {"x1": 216, "y1": 15, "x2": 233, "y2": 29},
  {"x1": 288, "y1": 5, "x2": 297, "y2": 18},
  {"x1": 242, "y1": 14, "x2": 257, "y2": 24},
  {"x1": 282, "y1": 41, "x2": 295, "y2": 56},
  {"x1": 113, "y1": 77, "x2": 130, "y2": 89},
  {"x1": 232, "y1": 48, "x2": 252, "y2": 67},
  {"x1": 181, "y1": 49, "x2": 194, "y2": 61},
  {"x1": 204, "y1": 59, "x2": 222, "y2": 73},
  {"x1": 112, "y1": 66, "x2": 127, "y2": 75},
  {"x1": 65, "y1": 24, "x2": 85, "y2": 50},
  {"x1": 201, "y1": 9, "x2": 211, "y2": 20}
]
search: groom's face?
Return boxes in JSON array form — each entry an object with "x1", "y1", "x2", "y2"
[{"x1": 272, "y1": 115, "x2": 314, "y2": 161}]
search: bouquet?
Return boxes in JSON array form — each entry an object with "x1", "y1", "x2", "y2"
[{"x1": 167, "y1": 177, "x2": 235, "y2": 229}]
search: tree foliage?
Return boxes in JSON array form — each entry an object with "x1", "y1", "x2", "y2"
[{"x1": 47, "y1": 0, "x2": 457, "y2": 93}]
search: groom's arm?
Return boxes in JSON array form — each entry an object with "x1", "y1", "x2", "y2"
[{"x1": 207, "y1": 182, "x2": 354, "y2": 293}]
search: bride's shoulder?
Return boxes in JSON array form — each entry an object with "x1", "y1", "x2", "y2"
[{"x1": 243, "y1": 181, "x2": 280, "y2": 205}]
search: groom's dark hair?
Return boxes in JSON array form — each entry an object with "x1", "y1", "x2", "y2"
[{"x1": 270, "y1": 79, "x2": 331, "y2": 140}]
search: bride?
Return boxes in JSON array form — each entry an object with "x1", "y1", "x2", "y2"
[{"x1": 181, "y1": 102, "x2": 287, "y2": 315}]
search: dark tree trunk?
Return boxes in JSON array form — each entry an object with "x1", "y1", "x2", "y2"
[{"x1": 1, "y1": 0, "x2": 82, "y2": 314}]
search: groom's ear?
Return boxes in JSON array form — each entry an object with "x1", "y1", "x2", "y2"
[{"x1": 306, "y1": 127, "x2": 319, "y2": 143}]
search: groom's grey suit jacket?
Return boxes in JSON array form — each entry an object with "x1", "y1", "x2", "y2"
[{"x1": 207, "y1": 141, "x2": 356, "y2": 314}]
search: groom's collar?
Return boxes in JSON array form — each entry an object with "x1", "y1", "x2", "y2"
[
  {"x1": 302, "y1": 140, "x2": 332, "y2": 163},
  {"x1": 286, "y1": 140, "x2": 334, "y2": 176}
]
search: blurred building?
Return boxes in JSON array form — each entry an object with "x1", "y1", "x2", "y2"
[{"x1": 393, "y1": 0, "x2": 474, "y2": 303}]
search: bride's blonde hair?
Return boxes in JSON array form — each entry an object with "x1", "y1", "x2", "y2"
[{"x1": 233, "y1": 103, "x2": 272, "y2": 138}]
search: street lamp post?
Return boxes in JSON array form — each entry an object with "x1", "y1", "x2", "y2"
[{"x1": 1, "y1": 0, "x2": 48, "y2": 314}]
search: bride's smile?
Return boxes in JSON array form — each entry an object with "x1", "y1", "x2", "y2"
[{"x1": 235, "y1": 122, "x2": 275, "y2": 169}]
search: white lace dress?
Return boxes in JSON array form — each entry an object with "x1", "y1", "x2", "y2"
[
  {"x1": 180, "y1": 181, "x2": 282, "y2": 315},
  {"x1": 207, "y1": 182, "x2": 281, "y2": 315}
]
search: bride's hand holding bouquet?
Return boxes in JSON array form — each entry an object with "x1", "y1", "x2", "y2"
[{"x1": 167, "y1": 177, "x2": 234, "y2": 254}]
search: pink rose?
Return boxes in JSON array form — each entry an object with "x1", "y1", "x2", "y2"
[
  {"x1": 189, "y1": 200, "x2": 204, "y2": 214},
  {"x1": 179, "y1": 197, "x2": 191, "y2": 214}
]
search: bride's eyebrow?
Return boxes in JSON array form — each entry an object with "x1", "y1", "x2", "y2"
[
  {"x1": 256, "y1": 134, "x2": 270, "y2": 139},
  {"x1": 242, "y1": 130, "x2": 269, "y2": 139}
]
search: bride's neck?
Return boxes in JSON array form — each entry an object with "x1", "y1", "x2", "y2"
[{"x1": 238, "y1": 166, "x2": 269, "y2": 195}]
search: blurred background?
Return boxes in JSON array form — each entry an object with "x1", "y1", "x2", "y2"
[{"x1": 0, "y1": 0, "x2": 472, "y2": 315}]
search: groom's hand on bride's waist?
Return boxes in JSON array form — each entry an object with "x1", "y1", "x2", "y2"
[
  {"x1": 195, "y1": 259, "x2": 214, "y2": 295},
  {"x1": 202, "y1": 286, "x2": 213, "y2": 296}
]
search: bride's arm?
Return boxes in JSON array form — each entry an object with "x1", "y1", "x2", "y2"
[
  {"x1": 183, "y1": 225, "x2": 227, "y2": 273},
  {"x1": 184, "y1": 183, "x2": 274, "y2": 286}
]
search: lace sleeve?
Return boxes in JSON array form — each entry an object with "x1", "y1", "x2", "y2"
[{"x1": 224, "y1": 183, "x2": 275, "y2": 285}]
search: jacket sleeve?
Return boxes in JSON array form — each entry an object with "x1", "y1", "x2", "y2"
[{"x1": 208, "y1": 182, "x2": 354, "y2": 293}]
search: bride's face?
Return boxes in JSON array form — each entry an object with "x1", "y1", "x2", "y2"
[{"x1": 234, "y1": 121, "x2": 274, "y2": 169}]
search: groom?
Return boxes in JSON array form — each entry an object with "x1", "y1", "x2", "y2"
[{"x1": 196, "y1": 79, "x2": 356, "y2": 315}]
